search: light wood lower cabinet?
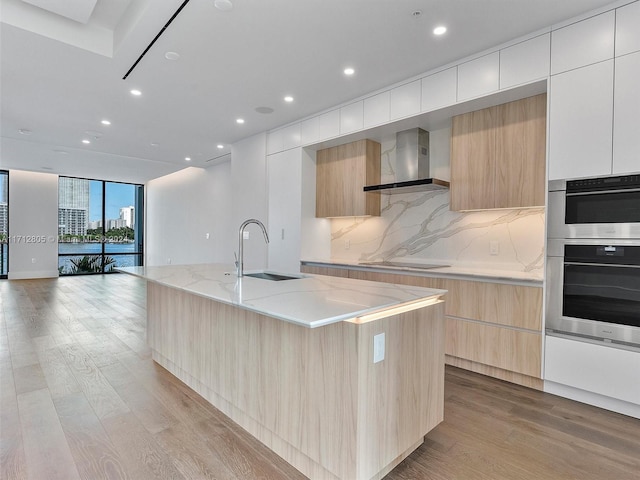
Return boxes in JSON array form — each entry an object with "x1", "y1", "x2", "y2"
[{"x1": 301, "y1": 265, "x2": 544, "y2": 389}]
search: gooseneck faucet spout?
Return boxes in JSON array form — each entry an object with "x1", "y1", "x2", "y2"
[{"x1": 236, "y1": 219, "x2": 269, "y2": 277}]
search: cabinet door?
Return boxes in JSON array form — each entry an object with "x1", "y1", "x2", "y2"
[
  {"x1": 615, "y1": 1, "x2": 640, "y2": 57},
  {"x1": 450, "y1": 107, "x2": 497, "y2": 211},
  {"x1": 551, "y1": 10, "x2": 615, "y2": 75},
  {"x1": 268, "y1": 149, "x2": 302, "y2": 273},
  {"x1": 457, "y1": 52, "x2": 499, "y2": 101},
  {"x1": 500, "y1": 34, "x2": 550, "y2": 89},
  {"x1": 363, "y1": 91, "x2": 390, "y2": 128},
  {"x1": 389, "y1": 80, "x2": 421, "y2": 120},
  {"x1": 421, "y1": 67, "x2": 457, "y2": 112},
  {"x1": 548, "y1": 60, "x2": 614, "y2": 180},
  {"x1": 495, "y1": 94, "x2": 546, "y2": 208},
  {"x1": 613, "y1": 51, "x2": 640, "y2": 174},
  {"x1": 315, "y1": 140, "x2": 381, "y2": 217},
  {"x1": 316, "y1": 145, "x2": 342, "y2": 218}
]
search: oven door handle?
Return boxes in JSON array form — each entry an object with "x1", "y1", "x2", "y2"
[
  {"x1": 566, "y1": 187, "x2": 640, "y2": 196},
  {"x1": 564, "y1": 261, "x2": 640, "y2": 268}
]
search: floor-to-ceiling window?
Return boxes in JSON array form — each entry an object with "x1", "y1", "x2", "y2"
[
  {"x1": 58, "y1": 176, "x2": 143, "y2": 275},
  {"x1": 0, "y1": 171, "x2": 8, "y2": 278}
]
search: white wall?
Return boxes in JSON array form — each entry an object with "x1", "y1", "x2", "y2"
[
  {"x1": 8, "y1": 170, "x2": 59, "y2": 279},
  {"x1": 231, "y1": 133, "x2": 269, "y2": 271},
  {"x1": 145, "y1": 164, "x2": 234, "y2": 267}
]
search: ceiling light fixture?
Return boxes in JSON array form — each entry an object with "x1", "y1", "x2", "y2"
[
  {"x1": 214, "y1": 0, "x2": 233, "y2": 11},
  {"x1": 185, "y1": 157, "x2": 191, "y2": 161},
  {"x1": 82, "y1": 139, "x2": 91, "y2": 144},
  {"x1": 130, "y1": 89, "x2": 142, "y2": 96},
  {"x1": 344, "y1": 67, "x2": 355, "y2": 76},
  {"x1": 150, "y1": 142, "x2": 159, "y2": 147},
  {"x1": 412, "y1": 10, "x2": 422, "y2": 17},
  {"x1": 255, "y1": 106, "x2": 274, "y2": 114},
  {"x1": 18, "y1": 128, "x2": 32, "y2": 135},
  {"x1": 433, "y1": 25, "x2": 447, "y2": 35},
  {"x1": 217, "y1": 144, "x2": 224, "y2": 149},
  {"x1": 164, "y1": 51, "x2": 180, "y2": 60},
  {"x1": 101, "y1": 119, "x2": 111, "y2": 125},
  {"x1": 284, "y1": 96, "x2": 294, "y2": 103},
  {"x1": 236, "y1": 118, "x2": 245, "y2": 124}
]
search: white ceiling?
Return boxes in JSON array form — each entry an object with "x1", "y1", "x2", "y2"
[{"x1": 0, "y1": 0, "x2": 619, "y2": 183}]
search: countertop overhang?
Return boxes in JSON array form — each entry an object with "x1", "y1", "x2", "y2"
[{"x1": 118, "y1": 264, "x2": 446, "y2": 328}]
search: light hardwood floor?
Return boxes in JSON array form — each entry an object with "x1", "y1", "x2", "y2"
[{"x1": 1, "y1": 274, "x2": 639, "y2": 480}]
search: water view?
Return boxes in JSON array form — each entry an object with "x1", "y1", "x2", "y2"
[{"x1": 58, "y1": 242, "x2": 141, "y2": 274}]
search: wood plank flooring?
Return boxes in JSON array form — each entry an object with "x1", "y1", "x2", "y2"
[{"x1": 1, "y1": 274, "x2": 639, "y2": 480}]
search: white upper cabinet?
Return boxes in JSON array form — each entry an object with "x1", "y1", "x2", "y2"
[
  {"x1": 500, "y1": 34, "x2": 550, "y2": 89},
  {"x1": 340, "y1": 101, "x2": 363, "y2": 134},
  {"x1": 389, "y1": 80, "x2": 421, "y2": 120},
  {"x1": 613, "y1": 50, "x2": 640, "y2": 174},
  {"x1": 616, "y1": 1, "x2": 640, "y2": 57},
  {"x1": 363, "y1": 91, "x2": 390, "y2": 128},
  {"x1": 548, "y1": 60, "x2": 614, "y2": 180},
  {"x1": 551, "y1": 11, "x2": 615, "y2": 74},
  {"x1": 266, "y1": 128, "x2": 284, "y2": 155},
  {"x1": 457, "y1": 52, "x2": 499, "y2": 101},
  {"x1": 281, "y1": 123, "x2": 301, "y2": 151},
  {"x1": 421, "y1": 67, "x2": 457, "y2": 112},
  {"x1": 317, "y1": 109, "x2": 340, "y2": 141},
  {"x1": 300, "y1": 116, "x2": 319, "y2": 146}
]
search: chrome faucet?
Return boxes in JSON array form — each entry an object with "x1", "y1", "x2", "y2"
[{"x1": 236, "y1": 219, "x2": 269, "y2": 277}]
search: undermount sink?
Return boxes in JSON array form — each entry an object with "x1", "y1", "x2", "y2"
[{"x1": 244, "y1": 272, "x2": 304, "y2": 281}]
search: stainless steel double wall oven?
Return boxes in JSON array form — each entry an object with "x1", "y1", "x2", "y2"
[{"x1": 547, "y1": 174, "x2": 640, "y2": 349}]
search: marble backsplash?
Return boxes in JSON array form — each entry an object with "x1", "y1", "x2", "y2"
[
  {"x1": 330, "y1": 190, "x2": 545, "y2": 274},
  {"x1": 329, "y1": 130, "x2": 545, "y2": 275}
]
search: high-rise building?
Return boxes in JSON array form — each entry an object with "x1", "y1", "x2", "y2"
[
  {"x1": 0, "y1": 202, "x2": 7, "y2": 236},
  {"x1": 119, "y1": 206, "x2": 134, "y2": 228},
  {"x1": 58, "y1": 177, "x2": 89, "y2": 235}
]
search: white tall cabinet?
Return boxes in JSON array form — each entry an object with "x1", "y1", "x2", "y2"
[
  {"x1": 548, "y1": 60, "x2": 614, "y2": 180},
  {"x1": 613, "y1": 51, "x2": 640, "y2": 174},
  {"x1": 548, "y1": 5, "x2": 640, "y2": 180},
  {"x1": 267, "y1": 148, "x2": 302, "y2": 273}
]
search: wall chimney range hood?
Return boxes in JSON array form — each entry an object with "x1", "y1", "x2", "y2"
[{"x1": 364, "y1": 128, "x2": 449, "y2": 194}]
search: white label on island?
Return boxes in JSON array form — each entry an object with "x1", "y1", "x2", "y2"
[{"x1": 373, "y1": 332, "x2": 385, "y2": 363}]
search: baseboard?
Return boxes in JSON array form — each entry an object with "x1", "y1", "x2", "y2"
[
  {"x1": 544, "y1": 380, "x2": 640, "y2": 419},
  {"x1": 8, "y1": 270, "x2": 59, "y2": 280}
]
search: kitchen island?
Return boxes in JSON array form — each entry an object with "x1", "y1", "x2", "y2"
[{"x1": 118, "y1": 264, "x2": 447, "y2": 480}]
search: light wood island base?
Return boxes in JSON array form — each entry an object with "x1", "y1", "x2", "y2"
[{"x1": 147, "y1": 282, "x2": 445, "y2": 480}]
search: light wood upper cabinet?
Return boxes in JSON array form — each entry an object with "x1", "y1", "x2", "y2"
[
  {"x1": 495, "y1": 94, "x2": 547, "y2": 208},
  {"x1": 450, "y1": 106, "x2": 497, "y2": 211},
  {"x1": 450, "y1": 94, "x2": 546, "y2": 211},
  {"x1": 316, "y1": 139, "x2": 381, "y2": 217}
]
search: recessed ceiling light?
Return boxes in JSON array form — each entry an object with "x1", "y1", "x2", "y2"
[
  {"x1": 130, "y1": 89, "x2": 142, "y2": 96},
  {"x1": 18, "y1": 128, "x2": 32, "y2": 135},
  {"x1": 412, "y1": 10, "x2": 422, "y2": 17},
  {"x1": 101, "y1": 119, "x2": 111, "y2": 125},
  {"x1": 82, "y1": 139, "x2": 91, "y2": 144},
  {"x1": 284, "y1": 96, "x2": 294, "y2": 103},
  {"x1": 433, "y1": 25, "x2": 447, "y2": 35},
  {"x1": 185, "y1": 157, "x2": 191, "y2": 161},
  {"x1": 150, "y1": 142, "x2": 159, "y2": 147},
  {"x1": 217, "y1": 144, "x2": 224, "y2": 149},
  {"x1": 165, "y1": 51, "x2": 180, "y2": 61},
  {"x1": 344, "y1": 67, "x2": 355, "y2": 76},
  {"x1": 214, "y1": 0, "x2": 233, "y2": 11},
  {"x1": 53, "y1": 149, "x2": 68, "y2": 155},
  {"x1": 236, "y1": 118, "x2": 245, "y2": 124}
]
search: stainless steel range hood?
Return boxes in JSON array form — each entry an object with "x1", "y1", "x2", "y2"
[{"x1": 364, "y1": 128, "x2": 449, "y2": 194}]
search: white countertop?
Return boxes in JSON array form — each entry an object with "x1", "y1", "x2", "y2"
[
  {"x1": 301, "y1": 259, "x2": 543, "y2": 285},
  {"x1": 118, "y1": 264, "x2": 446, "y2": 328}
]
